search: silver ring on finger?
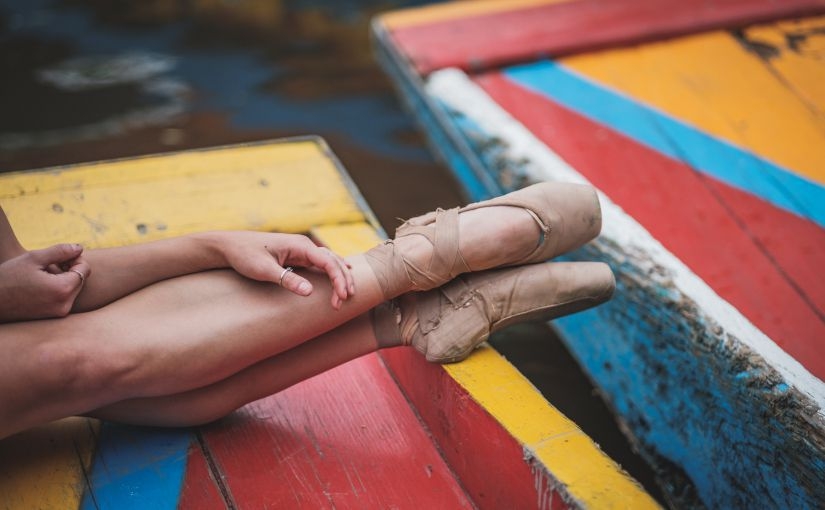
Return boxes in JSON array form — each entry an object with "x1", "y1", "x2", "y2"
[
  {"x1": 70, "y1": 269, "x2": 85, "y2": 285},
  {"x1": 279, "y1": 266, "x2": 294, "y2": 286}
]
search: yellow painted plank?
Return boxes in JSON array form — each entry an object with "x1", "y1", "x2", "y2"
[
  {"x1": 0, "y1": 418, "x2": 98, "y2": 510},
  {"x1": 532, "y1": 432, "x2": 657, "y2": 509},
  {"x1": 378, "y1": 0, "x2": 571, "y2": 30},
  {"x1": 562, "y1": 24, "x2": 825, "y2": 184},
  {"x1": 445, "y1": 346, "x2": 659, "y2": 508},
  {"x1": 743, "y1": 16, "x2": 825, "y2": 116},
  {"x1": 0, "y1": 138, "x2": 365, "y2": 250},
  {"x1": 311, "y1": 222, "x2": 384, "y2": 257},
  {"x1": 445, "y1": 347, "x2": 581, "y2": 443}
]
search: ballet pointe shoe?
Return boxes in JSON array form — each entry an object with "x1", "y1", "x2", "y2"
[
  {"x1": 372, "y1": 261, "x2": 615, "y2": 363},
  {"x1": 365, "y1": 182, "x2": 601, "y2": 300}
]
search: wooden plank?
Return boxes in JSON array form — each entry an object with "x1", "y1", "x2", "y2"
[
  {"x1": 499, "y1": 59, "x2": 825, "y2": 317},
  {"x1": 504, "y1": 60, "x2": 825, "y2": 226},
  {"x1": 414, "y1": 65, "x2": 825, "y2": 508},
  {"x1": 178, "y1": 440, "x2": 227, "y2": 510},
  {"x1": 197, "y1": 354, "x2": 474, "y2": 509},
  {"x1": 380, "y1": 0, "x2": 825, "y2": 75},
  {"x1": 79, "y1": 424, "x2": 192, "y2": 510},
  {"x1": 0, "y1": 138, "x2": 365, "y2": 250},
  {"x1": 379, "y1": 0, "x2": 568, "y2": 30},
  {"x1": 739, "y1": 16, "x2": 825, "y2": 117},
  {"x1": 0, "y1": 418, "x2": 97, "y2": 510},
  {"x1": 476, "y1": 70, "x2": 825, "y2": 379},
  {"x1": 560, "y1": 27, "x2": 825, "y2": 186},
  {"x1": 381, "y1": 346, "x2": 657, "y2": 509}
]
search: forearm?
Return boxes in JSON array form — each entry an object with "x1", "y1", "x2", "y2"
[
  {"x1": 73, "y1": 232, "x2": 228, "y2": 312},
  {"x1": 0, "y1": 207, "x2": 24, "y2": 262}
]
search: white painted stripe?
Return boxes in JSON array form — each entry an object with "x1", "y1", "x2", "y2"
[{"x1": 426, "y1": 67, "x2": 825, "y2": 413}]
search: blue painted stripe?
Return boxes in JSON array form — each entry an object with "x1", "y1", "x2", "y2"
[
  {"x1": 80, "y1": 423, "x2": 192, "y2": 510},
  {"x1": 503, "y1": 60, "x2": 825, "y2": 228}
]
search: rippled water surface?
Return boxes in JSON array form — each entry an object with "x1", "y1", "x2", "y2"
[{"x1": 0, "y1": 0, "x2": 461, "y2": 226}]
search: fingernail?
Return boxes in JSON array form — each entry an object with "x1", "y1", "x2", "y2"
[
  {"x1": 349, "y1": 284, "x2": 355, "y2": 294},
  {"x1": 297, "y1": 282, "x2": 311, "y2": 295},
  {"x1": 73, "y1": 244, "x2": 83, "y2": 252}
]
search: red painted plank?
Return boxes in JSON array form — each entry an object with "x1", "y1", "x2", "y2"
[
  {"x1": 701, "y1": 174, "x2": 825, "y2": 314},
  {"x1": 198, "y1": 353, "x2": 473, "y2": 509},
  {"x1": 475, "y1": 72, "x2": 825, "y2": 379},
  {"x1": 388, "y1": 0, "x2": 825, "y2": 75},
  {"x1": 178, "y1": 441, "x2": 227, "y2": 509},
  {"x1": 379, "y1": 348, "x2": 571, "y2": 510}
]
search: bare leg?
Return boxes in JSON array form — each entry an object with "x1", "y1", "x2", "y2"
[
  {"x1": 0, "y1": 205, "x2": 540, "y2": 439},
  {"x1": 87, "y1": 313, "x2": 379, "y2": 427},
  {"x1": 0, "y1": 258, "x2": 384, "y2": 439}
]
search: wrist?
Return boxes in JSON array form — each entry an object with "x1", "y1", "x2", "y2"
[
  {"x1": 188, "y1": 231, "x2": 231, "y2": 269},
  {"x1": 0, "y1": 241, "x2": 25, "y2": 263}
]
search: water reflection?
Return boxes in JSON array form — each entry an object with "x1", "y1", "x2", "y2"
[{"x1": 0, "y1": 0, "x2": 460, "y2": 226}]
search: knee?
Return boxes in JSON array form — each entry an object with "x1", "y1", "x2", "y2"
[{"x1": 32, "y1": 327, "x2": 141, "y2": 407}]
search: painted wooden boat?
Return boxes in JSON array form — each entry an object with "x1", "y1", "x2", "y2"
[
  {"x1": 372, "y1": 1, "x2": 825, "y2": 508},
  {"x1": 0, "y1": 137, "x2": 656, "y2": 509}
]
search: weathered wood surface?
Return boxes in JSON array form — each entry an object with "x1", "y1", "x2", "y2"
[
  {"x1": 0, "y1": 137, "x2": 655, "y2": 509},
  {"x1": 373, "y1": 6, "x2": 825, "y2": 508},
  {"x1": 379, "y1": 0, "x2": 825, "y2": 75}
]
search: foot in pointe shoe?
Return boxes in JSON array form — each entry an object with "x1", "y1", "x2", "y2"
[
  {"x1": 365, "y1": 182, "x2": 602, "y2": 300},
  {"x1": 372, "y1": 261, "x2": 615, "y2": 363}
]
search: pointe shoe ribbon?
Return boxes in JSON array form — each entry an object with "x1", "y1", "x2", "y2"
[
  {"x1": 395, "y1": 207, "x2": 471, "y2": 290},
  {"x1": 375, "y1": 261, "x2": 615, "y2": 363},
  {"x1": 366, "y1": 182, "x2": 602, "y2": 300},
  {"x1": 415, "y1": 275, "x2": 474, "y2": 335}
]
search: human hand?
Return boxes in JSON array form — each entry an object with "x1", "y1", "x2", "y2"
[
  {"x1": 206, "y1": 232, "x2": 355, "y2": 309},
  {"x1": 0, "y1": 244, "x2": 91, "y2": 322}
]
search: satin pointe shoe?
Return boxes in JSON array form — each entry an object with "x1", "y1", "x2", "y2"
[
  {"x1": 372, "y1": 261, "x2": 615, "y2": 363},
  {"x1": 365, "y1": 182, "x2": 602, "y2": 300}
]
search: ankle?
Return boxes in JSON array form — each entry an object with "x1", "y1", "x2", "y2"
[
  {"x1": 371, "y1": 301, "x2": 403, "y2": 348},
  {"x1": 364, "y1": 241, "x2": 416, "y2": 299}
]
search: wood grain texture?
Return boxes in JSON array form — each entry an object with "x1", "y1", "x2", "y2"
[
  {"x1": 197, "y1": 354, "x2": 473, "y2": 509},
  {"x1": 389, "y1": 60, "x2": 825, "y2": 507},
  {"x1": 178, "y1": 439, "x2": 228, "y2": 509},
  {"x1": 477, "y1": 70, "x2": 825, "y2": 380},
  {"x1": 380, "y1": 0, "x2": 825, "y2": 75},
  {"x1": 0, "y1": 418, "x2": 97, "y2": 510},
  {"x1": 0, "y1": 138, "x2": 364, "y2": 250},
  {"x1": 561, "y1": 25, "x2": 825, "y2": 185},
  {"x1": 380, "y1": 346, "x2": 658, "y2": 510}
]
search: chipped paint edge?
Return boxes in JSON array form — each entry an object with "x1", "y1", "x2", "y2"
[{"x1": 426, "y1": 67, "x2": 825, "y2": 413}]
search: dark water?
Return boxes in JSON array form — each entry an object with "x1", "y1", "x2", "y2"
[
  {"x1": 0, "y1": 0, "x2": 459, "y2": 226},
  {"x1": 0, "y1": 0, "x2": 664, "y2": 504}
]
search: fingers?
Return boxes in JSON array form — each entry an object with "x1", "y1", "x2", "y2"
[
  {"x1": 66, "y1": 256, "x2": 91, "y2": 284},
  {"x1": 302, "y1": 245, "x2": 354, "y2": 309},
  {"x1": 30, "y1": 243, "x2": 83, "y2": 267},
  {"x1": 278, "y1": 266, "x2": 313, "y2": 297},
  {"x1": 53, "y1": 256, "x2": 90, "y2": 291},
  {"x1": 44, "y1": 256, "x2": 90, "y2": 316}
]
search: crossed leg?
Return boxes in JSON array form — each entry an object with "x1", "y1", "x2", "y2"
[
  {"x1": 87, "y1": 311, "x2": 379, "y2": 427},
  {"x1": 1, "y1": 183, "x2": 611, "y2": 440},
  {"x1": 0, "y1": 257, "x2": 386, "y2": 439},
  {"x1": 0, "y1": 203, "x2": 544, "y2": 439}
]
